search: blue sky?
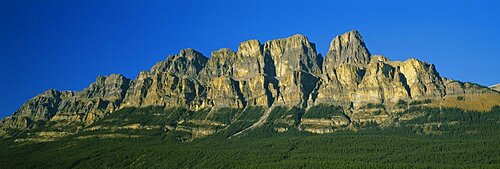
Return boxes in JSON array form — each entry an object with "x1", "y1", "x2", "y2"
[{"x1": 0, "y1": 0, "x2": 499, "y2": 118}]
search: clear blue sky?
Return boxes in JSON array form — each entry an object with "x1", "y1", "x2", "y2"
[{"x1": 1, "y1": 0, "x2": 499, "y2": 118}]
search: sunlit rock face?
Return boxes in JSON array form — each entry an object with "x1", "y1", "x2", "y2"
[
  {"x1": 150, "y1": 48, "x2": 208, "y2": 77},
  {"x1": 393, "y1": 58, "x2": 445, "y2": 99},
  {"x1": 234, "y1": 40, "x2": 271, "y2": 107},
  {"x1": 315, "y1": 30, "x2": 371, "y2": 107},
  {"x1": 58, "y1": 74, "x2": 132, "y2": 124},
  {"x1": 122, "y1": 48, "x2": 208, "y2": 110},
  {"x1": 354, "y1": 57, "x2": 410, "y2": 106},
  {"x1": 323, "y1": 30, "x2": 371, "y2": 69},
  {"x1": 198, "y1": 41, "x2": 270, "y2": 108},
  {"x1": 2, "y1": 30, "x2": 499, "y2": 136},
  {"x1": 263, "y1": 34, "x2": 322, "y2": 107},
  {"x1": 8, "y1": 74, "x2": 132, "y2": 126}
]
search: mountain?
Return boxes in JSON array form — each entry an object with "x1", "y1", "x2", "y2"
[{"x1": 1, "y1": 30, "x2": 499, "y2": 140}]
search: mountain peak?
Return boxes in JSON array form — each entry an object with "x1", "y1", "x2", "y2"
[
  {"x1": 324, "y1": 30, "x2": 371, "y2": 69},
  {"x1": 151, "y1": 48, "x2": 208, "y2": 77},
  {"x1": 265, "y1": 34, "x2": 312, "y2": 48},
  {"x1": 237, "y1": 39, "x2": 262, "y2": 57}
]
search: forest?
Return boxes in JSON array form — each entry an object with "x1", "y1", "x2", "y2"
[{"x1": 0, "y1": 106, "x2": 499, "y2": 168}]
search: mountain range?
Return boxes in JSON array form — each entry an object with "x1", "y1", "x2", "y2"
[{"x1": 1, "y1": 30, "x2": 499, "y2": 141}]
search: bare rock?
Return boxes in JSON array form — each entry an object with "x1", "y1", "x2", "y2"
[{"x1": 264, "y1": 34, "x2": 322, "y2": 107}]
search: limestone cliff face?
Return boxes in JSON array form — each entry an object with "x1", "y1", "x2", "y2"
[
  {"x1": 199, "y1": 48, "x2": 237, "y2": 80},
  {"x1": 198, "y1": 48, "x2": 244, "y2": 108},
  {"x1": 198, "y1": 42, "x2": 270, "y2": 108},
  {"x1": 264, "y1": 34, "x2": 322, "y2": 107},
  {"x1": 317, "y1": 31, "x2": 449, "y2": 107},
  {"x1": 443, "y1": 78, "x2": 496, "y2": 95},
  {"x1": 150, "y1": 48, "x2": 208, "y2": 77},
  {"x1": 234, "y1": 40, "x2": 271, "y2": 107},
  {"x1": 198, "y1": 35, "x2": 325, "y2": 108},
  {"x1": 392, "y1": 58, "x2": 445, "y2": 99},
  {"x1": 12, "y1": 89, "x2": 65, "y2": 122},
  {"x1": 323, "y1": 30, "x2": 371, "y2": 70},
  {"x1": 6, "y1": 48, "x2": 208, "y2": 130},
  {"x1": 316, "y1": 30, "x2": 371, "y2": 107},
  {"x1": 203, "y1": 77, "x2": 245, "y2": 108},
  {"x1": 122, "y1": 48, "x2": 208, "y2": 109},
  {"x1": 4, "y1": 74, "x2": 131, "y2": 128},
  {"x1": 2, "y1": 30, "x2": 499, "y2": 136},
  {"x1": 315, "y1": 63, "x2": 361, "y2": 107},
  {"x1": 354, "y1": 56, "x2": 411, "y2": 105},
  {"x1": 54, "y1": 74, "x2": 131, "y2": 123}
]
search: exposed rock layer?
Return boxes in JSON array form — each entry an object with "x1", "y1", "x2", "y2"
[{"x1": 1, "y1": 30, "x2": 499, "y2": 136}]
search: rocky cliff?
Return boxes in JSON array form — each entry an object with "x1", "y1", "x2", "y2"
[
  {"x1": 1, "y1": 30, "x2": 499, "y2": 139},
  {"x1": 491, "y1": 84, "x2": 500, "y2": 92}
]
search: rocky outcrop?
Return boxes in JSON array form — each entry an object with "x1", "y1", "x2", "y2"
[
  {"x1": 354, "y1": 56, "x2": 410, "y2": 105},
  {"x1": 198, "y1": 40, "x2": 271, "y2": 108},
  {"x1": 317, "y1": 51, "x2": 451, "y2": 108},
  {"x1": 53, "y1": 74, "x2": 131, "y2": 124},
  {"x1": 203, "y1": 77, "x2": 245, "y2": 108},
  {"x1": 315, "y1": 63, "x2": 360, "y2": 106},
  {"x1": 391, "y1": 58, "x2": 445, "y2": 99},
  {"x1": 1, "y1": 74, "x2": 131, "y2": 131},
  {"x1": 490, "y1": 84, "x2": 500, "y2": 92},
  {"x1": 11, "y1": 89, "x2": 65, "y2": 122},
  {"x1": 150, "y1": 48, "x2": 208, "y2": 77},
  {"x1": 198, "y1": 48, "x2": 245, "y2": 108},
  {"x1": 122, "y1": 48, "x2": 208, "y2": 109},
  {"x1": 323, "y1": 30, "x2": 371, "y2": 69}
]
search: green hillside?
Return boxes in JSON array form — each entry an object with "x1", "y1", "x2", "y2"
[{"x1": 1, "y1": 106, "x2": 499, "y2": 168}]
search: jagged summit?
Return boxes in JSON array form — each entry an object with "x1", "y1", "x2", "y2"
[
  {"x1": 1, "y1": 31, "x2": 499, "y2": 139},
  {"x1": 237, "y1": 39, "x2": 262, "y2": 58},
  {"x1": 325, "y1": 30, "x2": 371, "y2": 69},
  {"x1": 151, "y1": 48, "x2": 208, "y2": 77}
]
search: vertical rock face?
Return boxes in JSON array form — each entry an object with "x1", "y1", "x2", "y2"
[
  {"x1": 354, "y1": 56, "x2": 410, "y2": 105},
  {"x1": 139, "y1": 72, "x2": 204, "y2": 108},
  {"x1": 317, "y1": 52, "x2": 446, "y2": 108},
  {"x1": 120, "y1": 71, "x2": 153, "y2": 108},
  {"x1": 203, "y1": 77, "x2": 245, "y2": 108},
  {"x1": 198, "y1": 40, "x2": 271, "y2": 108},
  {"x1": 394, "y1": 58, "x2": 445, "y2": 98},
  {"x1": 234, "y1": 40, "x2": 265, "y2": 79},
  {"x1": 199, "y1": 48, "x2": 245, "y2": 108},
  {"x1": 263, "y1": 34, "x2": 322, "y2": 107},
  {"x1": 234, "y1": 40, "x2": 271, "y2": 107},
  {"x1": 199, "y1": 48, "x2": 237, "y2": 81},
  {"x1": 80, "y1": 74, "x2": 131, "y2": 101}
]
